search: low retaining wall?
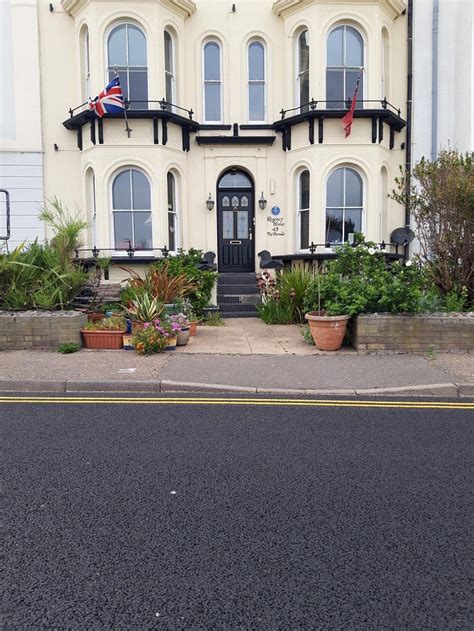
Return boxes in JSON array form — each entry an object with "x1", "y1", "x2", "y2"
[
  {"x1": 0, "y1": 311, "x2": 87, "y2": 350},
  {"x1": 353, "y1": 313, "x2": 474, "y2": 352}
]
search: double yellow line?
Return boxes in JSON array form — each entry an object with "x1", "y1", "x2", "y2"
[{"x1": 0, "y1": 395, "x2": 472, "y2": 410}]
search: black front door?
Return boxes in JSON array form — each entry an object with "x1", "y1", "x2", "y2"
[{"x1": 217, "y1": 189, "x2": 254, "y2": 272}]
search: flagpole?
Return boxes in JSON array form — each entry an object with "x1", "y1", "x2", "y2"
[{"x1": 114, "y1": 67, "x2": 132, "y2": 138}]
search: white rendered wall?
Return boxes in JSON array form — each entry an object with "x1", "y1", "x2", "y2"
[
  {"x1": 412, "y1": 0, "x2": 474, "y2": 163},
  {"x1": 0, "y1": 0, "x2": 44, "y2": 249}
]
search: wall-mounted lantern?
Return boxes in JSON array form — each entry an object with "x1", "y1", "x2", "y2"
[
  {"x1": 206, "y1": 194, "x2": 215, "y2": 211},
  {"x1": 258, "y1": 192, "x2": 267, "y2": 210}
]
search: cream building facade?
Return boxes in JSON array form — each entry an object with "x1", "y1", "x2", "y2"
[{"x1": 34, "y1": 0, "x2": 408, "y2": 279}]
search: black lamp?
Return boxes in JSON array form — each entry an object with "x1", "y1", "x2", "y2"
[
  {"x1": 206, "y1": 194, "x2": 215, "y2": 211},
  {"x1": 258, "y1": 192, "x2": 267, "y2": 210}
]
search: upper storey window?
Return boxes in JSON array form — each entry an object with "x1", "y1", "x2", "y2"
[
  {"x1": 203, "y1": 40, "x2": 222, "y2": 122},
  {"x1": 81, "y1": 26, "x2": 91, "y2": 101},
  {"x1": 326, "y1": 25, "x2": 364, "y2": 109},
  {"x1": 164, "y1": 30, "x2": 176, "y2": 108},
  {"x1": 296, "y1": 30, "x2": 309, "y2": 113},
  {"x1": 248, "y1": 40, "x2": 266, "y2": 122},
  {"x1": 107, "y1": 23, "x2": 148, "y2": 109}
]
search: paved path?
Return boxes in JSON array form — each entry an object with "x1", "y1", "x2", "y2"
[{"x1": 2, "y1": 396, "x2": 472, "y2": 629}]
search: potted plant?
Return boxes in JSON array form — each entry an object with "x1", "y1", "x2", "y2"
[
  {"x1": 151, "y1": 315, "x2": 181, "y2": 351},
  {"x1": 132, "y1": 324, "x2": 168, "y2": 355},
  {"x1": 304, "y1": 273, "x2": 350, "y2": 351},
  {"x1": 171, "y1": 313, "x2": 191, "y2": 346},
  {"x1": 122, "y1": 292, "x2": 164, "y2": 331},
  {"x1": 176, "y1": 298, "x2": 199, "y2": 336},
  {"x1": 121, "y1": 261, "x2": 196, "y2": 314},
  {"x1": 81, "y1": 316, "x2": 126, "y2": 350}
]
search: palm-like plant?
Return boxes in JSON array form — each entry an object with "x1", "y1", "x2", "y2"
[
  {"x1": 122, "y1": 292, "x2": 164, "y2": 323},
  {"x1": 121, "y1": 261, "x2": 197, "y2": 304}
]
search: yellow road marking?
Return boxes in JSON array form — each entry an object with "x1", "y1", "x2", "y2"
[{"x1": 0, "y1": 395, "x2": 472, "y2": 410}]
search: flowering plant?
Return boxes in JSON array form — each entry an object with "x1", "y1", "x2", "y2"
[
  {"x1": 148, "y1": 315, "x2": 181, "y2": 338},
  {"x1": 171, "y1": 313, "x2": 190, "y2": 329},
  {"x1": 132, "y1": 326, "x2": 168, "y2": 355}
]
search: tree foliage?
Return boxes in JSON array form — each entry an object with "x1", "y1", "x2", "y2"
[{"x1": 392, "y1": 150, "x2": 474, "y2": 304}]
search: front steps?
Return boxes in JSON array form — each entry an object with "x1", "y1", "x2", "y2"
[{"x1": 217, "y1": 273, "x2": 261, "y2": 318}]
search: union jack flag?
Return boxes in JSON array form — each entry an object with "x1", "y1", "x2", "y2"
[{"x1": 88, "y1": 76, "x2": 125, "y2": 117}]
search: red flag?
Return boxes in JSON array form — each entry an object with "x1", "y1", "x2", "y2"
[{"x1": 341, "y1": 75, "x2": 361, "y2": 138}]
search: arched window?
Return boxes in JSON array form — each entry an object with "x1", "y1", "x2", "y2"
[
  {"x1": 203, "y1": 40, "x2": 222, "y2": 122},
  {"x1": 164, "y1": 29, "x2": 176, "y2": 108},
  {"x1": 112, "y1": 168, "x2": 152, "y2": 250},
  {"x1": 107, "y1": 23, "x2": 148, "y2": 109},
  {"x1": 80, "y1": 26, "x2": 91, "y2": 101},
  {"x1": 85, "y1": 167, "x2": 96, "y2": 247},
  {"x1": 296, "y1": 30, "x2": 309, "y2": 112},
  {"x1": 326, "y1": 166, "x2": 363, "y2": 244},
  {"x1": 297, "y1": 169, "x2": 310, "y2": 250},
  {"x1": 248, "y1": 40, "x2": 265, "y2": 121},
  {"x1": 167, "y1": 172, "x2": 179, "y2": 252},
  {"x1": 326, "y1": 25, "x2": 364, "y2": 109}
]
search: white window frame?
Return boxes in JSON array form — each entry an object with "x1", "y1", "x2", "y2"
[
  {"x1": 296, "y1": 168, "x2": 310, "y2": 252},
  {"x1": 247, "y1": 39, "x2": 266, "y2": 123},
  {"x1": 164, "y1": 29, "x2": 176, "y2": 110},
  {"x1": 82, "y1": 27, "x2": 91, "y2": 101},
  {"x1": 296, "y1": 29, "x2": 309, "y2": 110},
  {"x1": 325, "y1": 166, "x2": 365, "y2": 245},
  {"x1": 202, "y1": 39, "x2": 223, "y2": 123},
  {"x1": 106, "y1": 22, "x2": 148, "y2": 107},
  {"x1": 326, "y1": 24, "x2": 365, "y2": 108},
  {"x1": 110, "y1": 167, "x2": 153, "y2": 255},
  {"x1": 167, "y1": 171, "x2": 180, "y2": 254}
]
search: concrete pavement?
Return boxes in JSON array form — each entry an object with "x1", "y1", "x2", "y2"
[{"x1": 0, "y1": 319, "x2": 472, "y2": 396}]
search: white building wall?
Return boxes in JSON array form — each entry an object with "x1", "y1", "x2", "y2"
[
  {"x1": 412, "y1": 0, "x2": 474, "y2": 163},
  {"x1": 0, "y1": 0, "x2": 44, "y2": 249}
]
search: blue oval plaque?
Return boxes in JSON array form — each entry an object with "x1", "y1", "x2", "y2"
[{"x1": 271, "y1": 206, "x2": 280, "y2": 216}]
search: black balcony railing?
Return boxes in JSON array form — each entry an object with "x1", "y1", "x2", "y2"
[
  {"x1": 279, "y1": 98, "x2": 401, "y2": 120},
  {"x1": 68, "y1": 98, "x2": 194, "y2": 120}
]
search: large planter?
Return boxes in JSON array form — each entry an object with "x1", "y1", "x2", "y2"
[
  {"x1": 177, "y1": 327, "x2": 190, "y2": 346},
  {"x1": 81, "y1": 329, "x2": 125, "y2": 350},
  {"x1": 305, "y1": 311, "x2": 350, "y2": 351},
  {"x1": 189, "y1": 321, "x2": 198, "y2": 336}
]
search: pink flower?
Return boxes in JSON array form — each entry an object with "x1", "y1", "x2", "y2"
[{"x1": 143, "y1": 322, "x2": 150, "y2": 329}]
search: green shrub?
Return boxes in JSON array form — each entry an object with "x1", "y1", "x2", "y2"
[
  {"x1": 443, "y1": 286, "x2": 468, "y2": 312},
  {"x1": 257, "y1": 298, "x2": 293, "y2": 324},
  {"x1": 303, "y1": 243, "x2": 429, "y2": 316},
  {"x1": 58, "y1": 342, "x2": 80, "y2": 354},
  {"x1": 203, "y1": 312, "x2": 225, "y2": 326}
]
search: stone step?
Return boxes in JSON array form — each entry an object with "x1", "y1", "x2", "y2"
[
  {"x1": 218, "y1": 283, "x2": 259, "y2": 295},
  {"x1": 222, "y1": 311, "x2": 259, "y2": 319},
  {"x1": 217, "y1": 295, "x2": 261, "y2": 305},
  {"x1": 219, "y1": 303, "x2": 258, "y2": 314},
  {"x1": 218, "y1": 273, "x2": 257, "y2": 285}
]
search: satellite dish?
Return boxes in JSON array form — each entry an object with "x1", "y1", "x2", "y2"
[{"x1": 390, "y1": 227, "x2": 415, "y2": 246}]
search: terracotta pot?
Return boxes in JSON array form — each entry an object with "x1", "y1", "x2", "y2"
[
  {"x1": 165, "y1": 335, "x2": 178, "y2": 351},
  {"x1": 305, "y1": 311, "x2": 350, "y2": 351},
  {"x1": 81, "y1": 329, "x2": 125, "y2": 350},
  {"x1": 189, "y1": 321, "x2": 198, "y2": 336},
  {"x1": 87, "y1": 312, "x2": 103, "y2": 323},
  {"x1": 176, "y1": 327, "x2": 190, "y2": 346}
]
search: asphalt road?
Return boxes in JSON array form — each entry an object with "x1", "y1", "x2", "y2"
[{"x1": 1, "y1": 395, "x2": 473, "y2": 630}]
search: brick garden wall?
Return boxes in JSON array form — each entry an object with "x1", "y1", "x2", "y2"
[
  {"x1": 0, "y1": 311, "x2": 87, "y2": 350},
  {"x1": 353, "y1": 313, "x2": 474, "y2": 352}
]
